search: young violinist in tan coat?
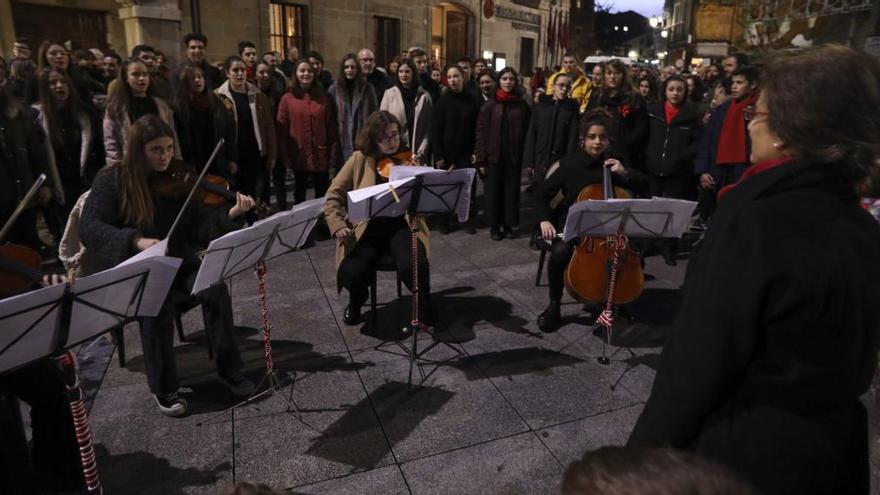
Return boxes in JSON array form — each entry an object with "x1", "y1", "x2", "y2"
[{"x1": 323, "y1": 110, "x2": 433, "y2": 327}]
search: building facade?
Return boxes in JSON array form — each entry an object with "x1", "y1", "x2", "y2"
[{"x1": 2, "y1": 0, "x2": 571, "y2": 75}]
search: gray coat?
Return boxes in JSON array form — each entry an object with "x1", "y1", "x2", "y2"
[{"x1": 328, "y1": 81, "x2": 378, "y2": 166}]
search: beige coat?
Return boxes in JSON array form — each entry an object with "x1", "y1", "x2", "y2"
[
  {"x1": 103, "y1": 96, "x2": 180, "y2": 167},
  {"x1": 215, "y1": 80, "x2": 278, "y2": 168},
  {"x1": 323, "y1": 151, "x2": 430, "y2": 269}
]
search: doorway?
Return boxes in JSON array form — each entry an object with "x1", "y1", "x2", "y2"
[
  {"x1": 11, "y1": 2, "x2": 108, "y2": 50},
  {"x1": 430, "y1": 3, "x2": 474, "y2": 68}
]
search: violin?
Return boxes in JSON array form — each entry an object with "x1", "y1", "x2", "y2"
[
  {"x1": 563, "y1": 160, "x2": 644, "y2": 305},
  {"x1": 0, "y1": 243, "x2": 45, "y2": 298},
  {"x1": 150, "y1": 160, "x2": 271, "y2": 218},
  {"x1": 377, "y1": 150, "x2": 418, "y2": 179}
]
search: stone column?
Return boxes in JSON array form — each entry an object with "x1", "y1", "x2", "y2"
[{"x1": 116, "y1": 0, "x2": 182, "y2": 60}]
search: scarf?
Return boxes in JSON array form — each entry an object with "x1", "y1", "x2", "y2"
[
  {"x1": 189, "y1": 92, "x2": 211, "y2": 112},
  {"x1": 717, "y1": 156, "x2": 794, "y2": 202},
  {"x1": 664, "y1": 101, "x2": 681, "y2": 125},
  {"x1": 495, "y1": 89, "x2": 520, "y2": 103},
  {"x1": 716, "y1": 93, "x2": 758, "y2": 165}
]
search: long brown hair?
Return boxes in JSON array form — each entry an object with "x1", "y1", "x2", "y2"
[
  {"x1": 289, "y1": 59, "x2": 323, "y2": 99},
  {"x1": 36, "y1": 68, "x2": 85, "y2": 148},
  {"x1": 173, "y1": 64, "x2": 222, "y2": 124},
  {"x1": 118, "y1": 114, "x2": 175, "y2": 229},
  {"x1": 106, "y1": 58, "x2": 152, "y2": 119}
]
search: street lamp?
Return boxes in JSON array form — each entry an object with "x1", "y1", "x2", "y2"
[
  {"x1": 660, "y1": 30, "x2": 669, "y2": 38},
  {"x1": 649, "y1": 16, "x2": 660, "y2": 28}
]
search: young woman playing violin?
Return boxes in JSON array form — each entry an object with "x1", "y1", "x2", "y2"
[
  {"x1": 79, "y1": 114, "x2": 257, "y2": 417},
  {"x1": 536, "y1": 110, "x2": 647, "y2": 332},
  {"x1": 323, "y1": 110, "x2": 434, "y2": 327}
]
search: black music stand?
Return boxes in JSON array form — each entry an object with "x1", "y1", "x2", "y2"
[
  {"x1": 0, "y1": 255, "x2": 183, "y2": 494},
  {"x1": 348, "y1": 168, "x2": 476, "y2": 392},
  {"x1": 557, "y1": 197, "x2": 697, "y2": 368},
  {"x1": 194, "y1": 198, "x2": 324, "y2": 427}
]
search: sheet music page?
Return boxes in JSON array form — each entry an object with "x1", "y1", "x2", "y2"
[
  {"x1": 191, "y1": 221, "x2": 277, "y2": 294},
  {"x1": 118, "y1": 238, "x2": 168, "y2": 266},
  {"x1": 0, "y1": 283, "x2": 67, "y2": 373},
  {"x1": 263, "y1": 196, "x2": 325, "y2": 258},
  {"x1": 389, "y1": 165, "x2": 436, "y2": 180},
  {"x1": 347, "y1": 178, "x2": 413, "y2": 223},
  {"x1": 390, "y1": 168, "x2": 475, "y2": 221},
  {"x1": 562, "y1": 198, "x2": 698, "y2": 241}
]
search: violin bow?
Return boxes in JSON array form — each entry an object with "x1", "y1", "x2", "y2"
[
  {"x1": 0, "y1": 174, "x2": 46, "y2": 244},
  {"x1": 166, "y1": 139, "x2": 225, "y2": 241}
]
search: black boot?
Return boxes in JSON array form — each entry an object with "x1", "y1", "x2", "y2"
[
  {"x1": 343, "y1": 291, "x2": 367, "y2": 325},
  {"x1": 537, "y1": 299, "x2": 561, "y2": 333}
]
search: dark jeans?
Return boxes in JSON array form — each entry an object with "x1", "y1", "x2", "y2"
[
  {"x1": 337, "y1": 217, "x2": 430, "y2": 306},
  {"x1": 0, "y1": 359, "x2": 81, "y2": 492},
  {"x1": 293, "y1": 171, "x2": 330, "y2": 205},
  {"x1": 138, "y1": 269, "x2": 244, "y2": 396},
  {"x1": 485, "y1": 160, "x2": 521, "y2": 229},
  {"x1": 697, "y1": 163, "x2": 748, "y2": 221}
]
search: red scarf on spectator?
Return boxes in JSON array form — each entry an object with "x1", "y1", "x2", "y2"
[
  {"x1": 717, "y1": 156, "x2": 794, "y2": 201},
  {"x1": 716, "y1": 94, "x2": 758, "y2": 165},
  {"x1": 664, "y1": 101, "x2": 681, "y2": 125},
  {"x1": 495, "y1": 89, "x2": 520, "y2": 103}
]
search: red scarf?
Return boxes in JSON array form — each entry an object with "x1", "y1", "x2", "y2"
[
  {"x1": 664, "y1": 101, "x2": 681, "y2": 125},
  {"x1": 495, "y1": 89, "x2": 520, "y2": 103},
  {"x1": 715, "y1": 94, "x2": 758, "y2": 165},
  {"x1": 717, "y1": 156, "x2": 794, "y2": 202},
  {"x1": 246, "y1": 65, "x2": 256, "y2": 83}
]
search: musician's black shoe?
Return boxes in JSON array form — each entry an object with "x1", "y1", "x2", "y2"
[
  {"x1": 537, "y1": 301, "x2": 561, "y2": 332},
  {"x1": 343, "y1": 304, "x2": 362, "y2": 325},
  {"x1": 219, "y1": 370, "x2": 255, "y2": 396},
  {"x1": 490, "y1": 227, "x2": 504, "y2": 241},
  {"x1": 154, "y1": 392, "x2": 187, "y2": 417}
]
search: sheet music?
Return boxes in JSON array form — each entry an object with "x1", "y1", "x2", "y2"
[
  {"x1": 415, "y1": 168, "x2": 476, "y2": 222},
  {"x1": 0, "y1": 283, "x2": 67, "y2": 373},
  {"x1": 347, "y1": 178, "x2": 414, "y2": 224},
  {"x1": 263, "y1": 197, "x2": 324, "y2": 259},
  {"x1": 119, "y1": 238, "x2": 168, "y2": 266},
  {"x1": 191, "y1": 221, "x2": 277, "y2": 294},
  {"x1": 68, "y1": 256, "x2": 183, "y2": 345},
  {"x1": 562, "y1": 198, "x2": 697, "y2": 242}
]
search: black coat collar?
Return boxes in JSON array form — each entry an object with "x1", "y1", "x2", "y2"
[{"x1": 722, "y1": 159, "x2": 857, "y2": 209}]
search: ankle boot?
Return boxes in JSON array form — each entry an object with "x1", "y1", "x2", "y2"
[{"x1": 537, "y1": 299, "x2": 562, "y2": 332}]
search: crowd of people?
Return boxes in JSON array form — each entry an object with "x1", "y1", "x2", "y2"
[{"x1": 2, "y1": 32, "x2": 880, "y2": 495}]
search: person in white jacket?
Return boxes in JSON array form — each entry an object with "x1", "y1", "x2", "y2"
[{"x1": 379, "y1": 58, "x2": 432, "y2": 160}]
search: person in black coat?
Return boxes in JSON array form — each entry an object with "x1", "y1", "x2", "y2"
[
  {"x1": 431, "y1": 65, "x2": 481, "y2": 233},
  {"x1": 535, "y1": 110, "x2": 647, "y2": 332},
  {"x1": 585, "y1": 59, "x2": 648, "y2": 168},
  {"x1": 79, "y1": 115, "x2": 257, "y2": 417},
  {"x1": 642, "y1": 75, "x2": 702, "y2": 265},
  {"x1": 474, "y1": 67, "x2": 531, "y2": 240},
  {"x1": 172, "y1": 65, "x2": 237, "y2": 180},
  {"x1": 628, "y1": 45, "x2": 880, "y2": 495},
  {"x1": 180, "y1": 33, "x2": 226, "y2": 90},
  {"x1": 523, "y1": 74, "x2": 580, "y2": 183}
]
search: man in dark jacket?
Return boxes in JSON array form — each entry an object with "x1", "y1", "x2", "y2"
[
  {"x1": 358, "y1": 48, "x2": 390, "y2": 100},
  {"x1": 181, "y1": 33, "x2": 225, "y2": 90},
  {"x1": 523, "y1": 73, "x2": 580, "y2": 184}
]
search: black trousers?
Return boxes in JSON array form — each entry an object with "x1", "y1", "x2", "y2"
[
  {"x1": 272, "y1": 161, "x2": 288, "y2": 210},
  {"x1": 547, "y1": 238, "x2": 576, "y2": 302},
  {"x1": 485, "y1": 160, "x2": 521, "y2": 229},
  {"x1": 138, "y1": 269, "x2": 244, "y2": 396},
  {"x1": 337, "y1": 217, "x2": 429, "y2": 306},
  {"x1": 293, "y1": 171, "x2": 330, "y2": 205},
  {"x1": 0, "y1": 359, "x2": 81, "y2": 492},
  {"x1": 235, "y1": 154, "x2": 267, "y2": 201}
]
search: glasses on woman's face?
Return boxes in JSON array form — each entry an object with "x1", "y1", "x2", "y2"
[
  {"x1": 379, "y1": 131, "x2": 400, "y2": 143},
  {"x1": 555, "y1": 82, "x2": 571, "y2": 90},
  {"x1": 743, "y1": 105, "x2": 769, "y2": 122}
]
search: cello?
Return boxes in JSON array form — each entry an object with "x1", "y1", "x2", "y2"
[{"x1": 563, "y1": 160, "x2": 644, "y2": 305}]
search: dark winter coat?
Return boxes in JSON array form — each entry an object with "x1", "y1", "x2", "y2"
[
  {"x1": 430, "y1": 88, "x2": 480, "y2": 169},
  {"x1": 643, "y1": 102, "x2": 702, "y2": 177},
  {"x1": 474, "y1": 94, "x2": 531, "y2": 168},
  {"x1": 174, "y1": 99, "x2": 238, "y2": 179},
  {"x1": 0, "y1": 95, "x2": 50, "y2": 211},
  {"x1": 628, "y1": 159, "x2": 880, "y2": 495},
  {"x1": 522, "y1": 95, "x2": 580, "y2": 175},
  {"x1": 585, "y1": 90, "x2": 648, "y2": 165},
  {"x1": 366, "y1": 70, "x2": 391, "y2": 101},
  {"x1": 694, "y1": 99, "x2": 751, "y2": 176},
  {"x1": 329, "y1": 81, "x2": 378, "y2": 165}
]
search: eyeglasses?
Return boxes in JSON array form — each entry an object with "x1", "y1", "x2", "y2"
[
  {"x1": 379, "y1": 131, "x2": 400, "y2": 143},
  {"x1": 554, "y1": 82, "x2": 571, "y2": 90},
  {"x1": 743, "y1": 105, "x2": 769, "y2": 122}
]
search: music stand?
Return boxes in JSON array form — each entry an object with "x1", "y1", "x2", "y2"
[
  {"x1": 0, "y1": 255, "x2": 183, "y2": 494},
  {"x1": 348, "y1": 167, "x2": 476, "y2": 392},
  {"x1": 194, "y1": 198, "x2": 324, "y2": 427},
  {"x1": 559, "y1": 197, "x2": 696, "y2": 366}
]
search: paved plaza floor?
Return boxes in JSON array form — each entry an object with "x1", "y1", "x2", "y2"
[{"x1": 62, "y1": 190, "x2": 880, "y2": 495}]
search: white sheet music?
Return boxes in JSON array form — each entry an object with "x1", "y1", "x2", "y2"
[
  {"x1": 0, "y1": 283, "x2": 67, "y2": 373},
  {"x1": 562, "y1": 198, "x2": 698, "y2": 242},
  {"x1": 119, "y1": 238, "x2": 168, "y2": 266},
  {"x1": 191, "y1": 221, "x2": 277, "y2": 294},
  {"x1": 347, "y1": 178, "x2": 414, "y2": 224},
  {"x1": 263, "y1": 197, "x2": 324, "y2": 259}
]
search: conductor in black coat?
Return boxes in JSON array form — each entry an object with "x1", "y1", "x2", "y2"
[{"x1": 627, "y1": 46, "x2": 880, "y2": 495}]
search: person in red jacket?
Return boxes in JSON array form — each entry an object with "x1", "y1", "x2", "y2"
[{"x1": 277, "y1": 59, "x2": 339, "y2": 204}]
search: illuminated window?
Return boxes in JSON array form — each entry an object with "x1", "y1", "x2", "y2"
[{"x1": 269, "y1": 2, "x2": 308, "y2": 56}]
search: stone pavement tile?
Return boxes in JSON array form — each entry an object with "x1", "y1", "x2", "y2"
[
  {"x1": 400, "y1": 432, "x2": 563, "y2": 495},
  {"x1": 353, "y1": 346, "x2": 529, "y2": 463},
  {"x1": 233, "y1": 353, "x2": 394, "y2": 489},
  {"x1": 442, "y1": 231, "x2": 540, "y2": 269},
  {"x1": 537, "y1": 403, "x2": 645, "y2": 466},
  {"x1": 479, "y1": 261, "x2": 550, "y2": 317},
  {"x1": 475, "y1": 340, "x2": 641, "y2": 430},
  {"x1": 289, "y1": 465, "x2": 409, "y2": 495},
  {"x1": 89, "y1": 383, "x2": 234, "y2": 494},
  {"x1": 614, "y1": 354, "x2": 660, "y2": 402}
]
